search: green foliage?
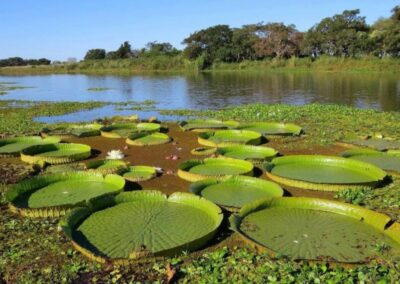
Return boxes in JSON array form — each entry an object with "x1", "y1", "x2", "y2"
[
  {"x1": 335, "y1": 188, "x2": 369, "y2": 205},
  {"x1": 0, "y1": 57, "x2": 51, "y2": 67},
  {"x1": 84, "y1": 49, "x2": 106, "y2": 60}
]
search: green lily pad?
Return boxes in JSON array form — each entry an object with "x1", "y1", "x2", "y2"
[
  {"x1": 86, "y1": 159, "x2": 128, "y2": 175},
  {"x1": 216, "y1": 145, "x2": 278, "y2": 162},
  {"x1": 178, "y1": 157, "x2": 254, "y2": 182},
  {"x1": 6, "y1": 172, "x2": 125, "y2": 217},
  {"x1": 230, "y1": 197, "x2": 400, "y2": 263},
  {"x1": 264, "y1": 155, "x2": 387, "y2": 191},
  {"x1": 179, "y1": 120, "x2": 239, "y2": 132},
  {"x1": 198, "y1": 130, "x2": 262, "y2": 147},
  {"x1": 122, "y1": 166, "x2": 157, "y2": 182},
  {"x1": 126, "y1": 132, "x2": 171, "y2": 146},
  {"x1": 101, "y1": 123, "x2": 161, "y2": 138},
  {"x1": 42, "y1": 124, "x2": 102, "y2": 139},
  {"x1": 342, "y1": 148, "x2": 400, "y2": 175},
  {"x1": 237, "y1": 122, "x2": 303, "y2": 136},
  {"x1": 191, "y1": 147, "x2": 217, "y2": 156},
  {"x1": 21, "y1": 143, "x2": 91, "y2": 165},
  {"x1": 0, "y1": 136, "x2": 61, "y2": 157},
  {"x1": 190, "y1": 176, "x2": 283, "y2": 209},
  {"x1": 341, "y1": 138, "x2": 400, "y2": 151},
  {"x1": 61, "y1": 191, "x2": 223, "y2": 262}
]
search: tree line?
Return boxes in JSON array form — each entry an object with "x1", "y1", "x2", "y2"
[
  {"x1": 0, "y1": 57, "x2": 51, "y2": 67},
  {"x1": 0, "y1": 6, "x2": 398, "y2": 68},
  {"x1": 83, "y1": 6, "x2": 399, "y2": 68}
]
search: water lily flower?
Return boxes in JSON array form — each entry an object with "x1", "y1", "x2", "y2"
[{"x1": 106, "y1": 149, "x2": 124, "y2": 160}]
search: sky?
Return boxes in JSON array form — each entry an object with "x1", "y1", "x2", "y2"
[{"x1": 0, "y1": 0, "x2": 398, "y2": 61}]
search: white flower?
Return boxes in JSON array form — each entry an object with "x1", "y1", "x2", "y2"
[
  {"x1": 155, "y1": 167, "x2": 163, "y2": 174},
  {"x1": 106, "y1": 149, "x2": 124, "y2": 160}
]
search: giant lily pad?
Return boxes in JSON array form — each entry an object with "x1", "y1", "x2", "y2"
[
  {"x1": 342, "y1": 148, "x2": 400, "y2": 176},
  {"x1": 86, "y1": 159, "x2": 128, "y2": 175},
  {"x1": 198, "y1": 130, "x2": 262, "y2": 147},
  {"x1": 126, "y1": 132, "x2": 171, "y2": 146},
  {"x1": 216, "y1": 145, "x2": 278, "y2": 162},
  {"x1": 101, "y1": 123, "x2": 160, "y2": 138},
  {"x1": 122, "y1": 166, "x2": 157, "y2": 182},
  {"x1": 178, "y1": 157, "x2": 254, "y2": 182},
  {"x1": 0, "y1": 136, "x2": 60, "y2": 157},
  {"x1": 230, "y1": 197, "x2": 400, "y2": 263},
  {"x1": 6, "y1": 172, "x2": 125, "y2": 217},
  {"x1": 179, "y1": 119, "x2": 239, "y2": 132},
  {"x1": 21, "y1": 143, "x2": 91, "y2": 165},
  {"x1": 61, "y1": 191, "x2": 223, "y2": 263},
  {"x1": 190, "y1": 176, "x2": 283, "y2": 210},
  {"x1": 264, "y1": 155, "x2": 387, "y2": 191},
  {"x1": 42, "y1": 124, "x2": 102, "y2": 139},
  {"x1": 339, "y1": 137, "x2": 400, "y2": 151},
  {"x1": 237, "y1": 122, "x2": 302, "y2": 136}
]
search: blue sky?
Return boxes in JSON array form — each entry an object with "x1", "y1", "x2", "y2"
[{"x1": 0, "y1": 0, "x2": 398, "y2": 60}]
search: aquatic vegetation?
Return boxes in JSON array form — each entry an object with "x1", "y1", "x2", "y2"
[
  {"x1": 190, "y1": 176, "x2": 283, "y2": 210},
  {"x1": 198, "y1": 130, "x2": 262, "y2": 147},
  {"x1": 21, "y1": 143, "x2": 91, "y2": 165},
  {"x1": 6, "y1": 172, "x2": 125, "y2": 217},
  {"x1": 86, "y1": 159, "x2": 128, "y2": 174},
  {"x1": 41, "y1": 123, "x2": 102, "y2": 139},
  {"x1": 264, "y1": 155, "x2": 387, "y2": 191},
  {"x1": 100, "y1": 123, "x2": 160, "y2": 138},
  {"x1": 191, "y1": 147, "x2": 217, "y2": 156},
  {"x1": 126, "y1": 132, "x2": 171, "y2": 146},
  {"x1": 0, "y1": 136, "x2": 60, "y2": 157},
  {"x1": 61, "y1": 191, "x2": 223, "y2": 263},
  {"x1": 87, "y1": 87, "x2": 112, "y2": 91},
  {"x1": 237, "y1": 122, "x2": 302, "y2": 136},
  {"x1": 122, "y1": 166, "x2": 157, "y2": 182},
  {"x1": 178, "y1": 157, "x2": 254, "y2": 182},
  {"x1": 339, "y1": 137, "x2": 400, "y2": 151},
  {"x1": 342, "y1": 148, "x2": 400, "y2": 176},
  {"x1": 179, "y1": 119, "x2": 239, "y2": 132},
  {"x1": 106, "y1": 149, "x2": 124, "y2": 160},
  {"x1": 230, "y1": 197, "x2": 400, "y2": 263},
  {"x1": 216, "y1": 145, "x2": 278, "y2": 162}
]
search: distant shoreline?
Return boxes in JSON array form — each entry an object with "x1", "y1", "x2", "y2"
[{"x1": 1, "y1": 56, "x2": 400, "y2": 75}]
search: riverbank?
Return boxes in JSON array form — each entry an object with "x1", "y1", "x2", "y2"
[{"x1": 1, "y1": 56, "x2": 400, "y2": 75}]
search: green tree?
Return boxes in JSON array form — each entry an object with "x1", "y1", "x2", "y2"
[
  {"x1": 371, "y1": 6, "x2": 400, "y2": 57},
  {"x1": 84, "y1": 49, "x2": 106, "y2": 60},
  {"x1": 253, "y1": 23, "x2": 303, "y2": 58},
  {"x1": 145, "y1": 41, "x2": 179, "y2": 56},
  {"x1": 116, "y1": 41, "x2": 133, "y2": 58},
  {"x1": 303, "y1": 9, "x2": 369, "y2": 57},
  {"x1": 182, "y1": 25, "x2": 234, "y2": 66}
]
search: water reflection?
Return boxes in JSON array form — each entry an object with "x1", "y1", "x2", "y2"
[{"x1": 0, "y1": 72, "x2": 399, "y2": 111}]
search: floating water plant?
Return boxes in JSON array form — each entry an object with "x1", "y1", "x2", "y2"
[
  {"x1": 191, "y1": 147, "x2": 217, "y2": 156},
  {"x1": 41, "y1": 124, "x2": 102, "y2": 139},
  {"x1": 342, "y1": 148, "x2": 400, "y2": 176},
  {"x1": 86, "y1": 159, "x2": 128, "y2": 175},
  {"x1": 126, "y1": 132, "x2": 170, "y2": 146},
  {"x1": 6, "y1": 172, "x2": 125, "y2": 217},
  {"x1": 339, "y1": 137, "x2": 400, "y2": 151},
  {"x1": 190, "y1": 176, "x2": 283, "y2": 210},
  {"x1": 178, "y1": 157, "x2": 254, "y2": 182},
  {"x1": 122, "y1": 166, "x2": 158, "y2": 182},
  {"x1": 61, "y1": 191, "x2": 223, "y2": 263},
  {"x1": 230, "y1": 197, "x2": 400, "y2": 263},
  {"x1": 237, "y1": 122, "x2": 303, "y2": 136},
  {"x1": 0, "y1": 136, "x2": 60, "y2": 157},
  {"x1": 216, "y1": 145, "x2": 278, "y2": 162},
  {"x1": 179, "y1": 120, "x2": 239, "y2": 132},
  {"x1": 21, "y1": 143, "x2": 91, "y2": 165},
  {"x1": 198, "y1": 130, "x2": 262, "y2": 147},
  {"x1": 100, "y1": 123, "x2": 161, "y2": 138},
  {"x1": 263, "y1": 155, "x2": 387, "y2": 191}
]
